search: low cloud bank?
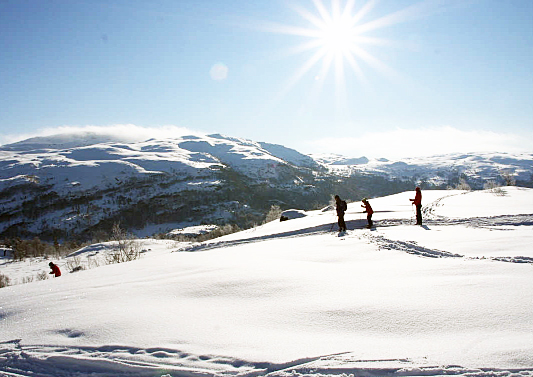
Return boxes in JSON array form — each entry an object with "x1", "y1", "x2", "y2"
[
  {"x1": 2, "y1": 125, "x2": 530, "y2": 160},
  {"x1": 304, "y1": 126, "x2": 533, "y2": 159},
  {"x1": 0, "y1": 124, "x2": 206, "y2": 146}
]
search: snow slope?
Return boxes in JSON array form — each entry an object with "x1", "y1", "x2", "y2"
[{"x1": 1, "y1": 187, "x2": 533, "y2": 376}]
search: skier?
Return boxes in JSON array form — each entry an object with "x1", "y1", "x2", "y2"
[
  {"x1": 49, "y1": 262, "x2": 61, "y2": 277},
  {"x1": 409, "y1": 187, "x2": 422, "y2": 225},
  {"x1": 334, "y1": 195, "x2": 347, "y2": 232},
  {"x1": 361, "y1": 198, "x2": 373, "y2": 228}
]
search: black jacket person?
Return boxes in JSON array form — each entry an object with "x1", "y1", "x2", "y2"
[{"x1": 334, "y1": 195, "x2": 347, "y2": 232}]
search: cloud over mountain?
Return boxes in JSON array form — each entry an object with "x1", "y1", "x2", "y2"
[{"x1": 304, "y1": 126, "x2": 533, "y2": 159}]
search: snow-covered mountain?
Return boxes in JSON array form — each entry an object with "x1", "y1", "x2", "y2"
[
  {"x1": 0, "y1": 133, "x2": 328, "y2": 240},
  {"x1": 1, "y1": 132, "x2": 532, "y2": 241},
  {"x1": 2, "y1": 187, "x2": 533, "y2": 376},
  {"x1": 313, "y1": 151, "x2": 533, "y2": 186}
]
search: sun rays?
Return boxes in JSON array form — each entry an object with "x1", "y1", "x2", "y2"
[
  {"x1": 268, "y1": 0, "x2": 393, "y2": 97},
  {"x1": 259, "y1": 0, "x2": 440, "y2": 113}
]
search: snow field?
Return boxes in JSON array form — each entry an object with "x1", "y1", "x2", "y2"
[{"x1": 1, "y1": 188, "x2": 533, "y2": 376}]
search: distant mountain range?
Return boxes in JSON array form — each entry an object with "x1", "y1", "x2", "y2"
[
  {"x1": 1, "y1": 132, "x2": 532, "y2": 241},
  {"x1": 312, "y1": 151, "x2": 533, "y2": 186}
]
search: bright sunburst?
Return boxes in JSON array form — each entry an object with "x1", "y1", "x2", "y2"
[
  {"x1": 300, "y1": 0, "x2": 364, "y2": 57},
  {"x1": 262, "y1": 0, "x2": 427, "y2": 108}
]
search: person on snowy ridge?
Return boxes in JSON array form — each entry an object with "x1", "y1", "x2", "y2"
[
  {"x1": 334, "y1": 195, "x2": 347, "y2": 232},
  {"x1": 409, "y1": 187, "x2": 422, "y2": 225},
  {"x1": 361, "y1": 198, "x2": 373, "y2": 229},
  {"x1": 49, "y1": 262, "x2": 61, "y2": 277}
]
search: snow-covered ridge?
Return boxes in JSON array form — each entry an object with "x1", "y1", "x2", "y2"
[
  {"x1": 0, "y1": 132, "x2": 322, "y2": 193},
  {"x1": 313, "y1": 151, "x2": 533, "y2": 185}
]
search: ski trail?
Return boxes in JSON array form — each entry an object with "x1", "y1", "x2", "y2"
[
  {"x1": 0, "y1": 341, "x2": 268, "y2": 377},
  {"x1": 421, "y1": 191, "x2": 466, "y2": 221},
  {"x1": 378, "y1": 213, "x2": 533, "y2": 228},
  {"x1": 265, "y1": 352, "x2": 533, "y2": 377},
  {"x1": 3, "y1": 343, "x2": 532, "y2": 377},
  {"x1": 420, "y1": 191, "x2": 533, "y2": 228},
  {"x1": 360, "y1": 231, "x2": 533, "y2": 265},
  {"x1": 361, "y1": 232, "x2": 463, "y2": 259}
]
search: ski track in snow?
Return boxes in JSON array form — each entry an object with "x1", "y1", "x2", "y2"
[
  {"x1": 377, "y1": 213, "x2": 533, "y2": 228},
  {"x1": 267, "y1": 352, "x2": 533, "y2": 377},
  {"x1": 2, "y1": 340, "x2": 533, "y2": 377},
  {"x1": 365, "y1": 192, "x2": 533, "y2": 264},
  {"x1": 363, "y1": 231, "x2": 533, "y2": 264},
  {"x1": 363, "y1": 233, "x2": 464, "y2": 259},
  {"x1": 1, "y1": 339, "x2": 276, "y2": 377}
]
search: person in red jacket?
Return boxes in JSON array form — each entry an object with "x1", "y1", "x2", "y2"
[
  {"x1": 409, "y1": 187, "x2": 422, "y2": 225},
  {"x1": 361, "y1": 198, "x2": 373, "y2": 228},
  {"x1": 49, "y1": 262, "x2": 61, "y2": 277}
]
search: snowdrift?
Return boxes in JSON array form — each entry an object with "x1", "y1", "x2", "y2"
[{"x1": 1, "y1": 187, "x2": 533, "y2": 377}]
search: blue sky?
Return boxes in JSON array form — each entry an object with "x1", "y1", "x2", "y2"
[{"x1": 1, "y1": 0, "x2": 532, "y2": 158}]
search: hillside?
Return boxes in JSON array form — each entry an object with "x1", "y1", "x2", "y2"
[
  {"x1": 0, "y1": 133, "x2": 330, "y2": 240},
  {"x1": 1, "y1": 187, "x2": 532, "y2": 376},
  {"x1": 1, "y1": 132, "x2": 532, "y2": 241}
]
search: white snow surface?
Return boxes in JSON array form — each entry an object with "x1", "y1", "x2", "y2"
[{"x1": 1, "y1": 187, "x2": 533, "y2": 377}]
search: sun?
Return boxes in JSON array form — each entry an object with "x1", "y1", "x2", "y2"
[
  {"x1": 319, "y1": 16, "x2": 357, "y2": 55},
  {"x1": 297, "y1": 0, "x2": 365, "y2": 60},
  {"x1": 261, "y1": 0, "x2": 420, "y2": 107}
]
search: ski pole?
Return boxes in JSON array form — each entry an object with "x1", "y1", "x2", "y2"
[{"x1": 330, "y1": 210, "x2": 336, "y2": 231}]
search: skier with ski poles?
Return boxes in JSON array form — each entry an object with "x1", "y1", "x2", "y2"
[
  {"x1": 361, "y1": 198, "x2": 373, "y2": 229},
  {"x1": 334, "y1": 195, "x2": 347, "y2": 232},
  {"x1": 409, "y1": 187, "x2": 422, "y2": 225}
]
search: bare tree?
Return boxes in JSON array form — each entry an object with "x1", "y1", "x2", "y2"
[
  {"x1": 106, "y1": 223, "x2": 141, "y2": 264},
  {"x1": 500, "y1": 170, "x2": 516, "y2": 186}
]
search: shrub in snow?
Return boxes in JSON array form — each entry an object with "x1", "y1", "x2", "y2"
[
  {"x1": 484, "y1": 180, "x2": 506, "y2": 196},
  {"x1": 0, "y1": 273, "x2": 10, "y2": 288},
  {"x1": 36, "y1": 271, "x2": 48, "y2": 281},
  {"x1": 484, "y1": 180, "x2": 499, "y2": 191},
  {"x1": 66, "y1": 255, "x2": 85, "y2": 273},
  {"x1": 454, "y1": 178, "x2": 472, "y2": 191},
  {"x1": 264, "y1": 205, "x2": 283, "y2": 223},
  {"x1": 106, "y1": 223, "x2": 141, "y2": 264},
  {"x1": 500, "y1": 169, "x2": 516, "y2": 186},
  {"x1": 195, "y1": 224, "x2": 241, "y2": 242}
]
